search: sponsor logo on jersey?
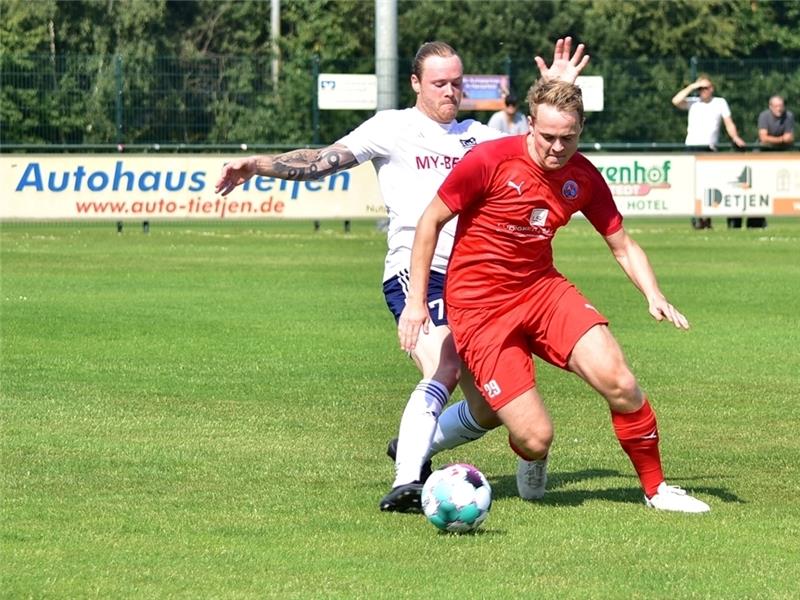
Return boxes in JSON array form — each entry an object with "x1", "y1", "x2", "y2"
[
  {"x1": 506, "y1": 179, "x2": 525, "y2": 195},
  {"x1": 459, "y1": 137, "x2": 477, "y2": 148},
  {"x1": 498, "y1": 208, "x2": 552, "y2": 240},
  {"x1": 529, "y1": 208, "x2": 549, "y2": 227},
  {"x1": 415, "y1": 155, "x2": 461, "y2": 170},
  {"x1": 561, "y1": 179, "x2": 579, "y2": 200}
]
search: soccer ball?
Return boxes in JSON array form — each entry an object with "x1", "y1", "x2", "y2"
[{"x1": 421, "y1": 463, "x2": 492, "y2": 533}]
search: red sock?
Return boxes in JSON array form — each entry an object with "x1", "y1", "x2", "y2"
[{"x1": 611, "y1": 397, "x2": 664, "y2": 497}]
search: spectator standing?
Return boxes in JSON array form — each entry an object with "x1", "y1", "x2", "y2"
[
  {"x1": 672, "y1": 75, "x2": 746, "y2": 229},
  {"x1": 487, "y1": 93, "x2": 529, "y2": 134}
]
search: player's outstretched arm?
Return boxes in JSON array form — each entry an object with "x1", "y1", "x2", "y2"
[
  {"x1": 603, "y1": 228, "x2": 690, "y2": 330},
  {"x1": 398, "y1": 196, "x2": 456, "y2": 353},
  {"x1": 534, "y1": 37, "x2": 590, "y2": 84},
  {"x1": 215, "y1": 143, "x2": 359, "y2": 196}
]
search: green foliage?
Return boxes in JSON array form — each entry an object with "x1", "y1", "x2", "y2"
[
  {"x1": 2, "y1": 218, "x2": 799, "y2": 597},
  {"x1": 1, "y1": 0, "x2": 799, "y2": 145},
  {"x1": 0, "y1": 0, "x2": 57, "y2": 54},
  {"x1": 273, "y1": 0, "x2": 375, "y2": 142},
  {"x1": 177, "y1": 0, "x2": 276, "y2": 144}
]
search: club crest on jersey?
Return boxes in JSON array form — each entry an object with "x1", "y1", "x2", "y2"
[
  {"x1": 529, "y1": 208, "x2": 549, "y2": 227},
  {"x1": 561, "y1": 179, "x2": 579, "y2": 200},
  {"x1": 459, "y1": 137, "x2": 477, "y2": 148}
]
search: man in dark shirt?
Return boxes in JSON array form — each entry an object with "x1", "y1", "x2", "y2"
[
  {"x1": 732, "y1": 95, "x2": 796, "y2": 228},
  {"x1": 758, "y1": 95, "x2": 795, "y2": 150}
]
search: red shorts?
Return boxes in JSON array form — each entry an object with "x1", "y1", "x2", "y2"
[{"x1": 448, "y1": 272, "x2": 608, "y2": 411}]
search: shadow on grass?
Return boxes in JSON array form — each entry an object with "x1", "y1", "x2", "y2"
[
  {"x1": 488, "y1": 468, "x2": 621, "y2": 501},
  {"x1": 488, "y1": 469, "x2": 744, "y2": 507}
]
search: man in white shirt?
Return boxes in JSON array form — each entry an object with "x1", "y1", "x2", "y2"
[
  {"x1": 216, "y1": 38, "x2": 588, "y2": 513},
  {"x1": 672, "y1": 75, "x2": 746, "y2": 229},
  {"x1": 672, "y1": 75, "x2": 746, "y2": 150}
]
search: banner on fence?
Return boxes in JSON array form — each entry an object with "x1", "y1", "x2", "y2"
[
  {"x1": 586, "y1": 154, "x2": 695, "y2": 215},
  {"x1": 2, "y1": 153, "x2": 798, "y2": 220},
  {"x1": 0, "y1": 155, "x2": 383, "y2": 220},
  {"x1": 460, "y1": 75, "x2": 509, "y2": 111},
  {"x1": 318, "y1": 74, "x2": 378, "y2": 110},
  {"x1": 695, "y1": 154, "x2": 800, "y2": 217}
]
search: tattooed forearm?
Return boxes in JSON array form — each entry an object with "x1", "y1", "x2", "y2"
[{"x1": 267, "y1": 145, "x2": 358, "y2": 180}]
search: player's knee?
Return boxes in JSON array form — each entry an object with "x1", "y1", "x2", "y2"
[
  {"x1": 603, "y1": 368, "x2": 642, "y2": 410},
  {"x1": 514, "y1": 425, "x2": 553, "y2": 459},
  {"x1": 615, "y1": 370, "x2": 639, "y2": 398}
]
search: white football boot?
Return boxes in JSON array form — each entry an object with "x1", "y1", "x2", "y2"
[
  {"x1": 516, "y1": 455, "x2": 549, "y2": 500},
  {"x1": 645, "y1": 482, "x2": 710, "y2": 513}
]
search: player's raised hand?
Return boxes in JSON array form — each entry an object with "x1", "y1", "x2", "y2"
[
  {"x1": 648, "y1": 297, "x2": 690, "y2": 330},
  {"x1": 398, "y1": 302, "x2": 430, "y2": 353},
  {"x1": 535, "y1": 37, "x2": 590, "y2": 84},
  {"x1": 215, "y1": 157, "x2": 258, "y2": 196}
]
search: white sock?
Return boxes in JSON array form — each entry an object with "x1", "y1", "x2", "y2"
[
  {"x1": 393, "y1": 379, "x2": 449, "y2": 487},
  {"x1": 429, "y1": 399, "x2": 489, "y2": 455}
]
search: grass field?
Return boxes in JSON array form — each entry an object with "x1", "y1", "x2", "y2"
[{"x1": 2, "y1": 217, "x2": 799, "y2": 599}]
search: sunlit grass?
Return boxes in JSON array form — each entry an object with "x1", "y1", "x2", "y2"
[{"x1": 2, "y1": 218, "x2": 799, "y2": 598}]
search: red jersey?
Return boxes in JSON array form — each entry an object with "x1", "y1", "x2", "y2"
[{"x1": 438, "y1": 135, "x2": 623, "y2": 308}]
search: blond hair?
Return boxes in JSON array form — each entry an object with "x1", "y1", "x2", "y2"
[{"x1": 526, "y1": 79, "x2": 585, "y2": 125}]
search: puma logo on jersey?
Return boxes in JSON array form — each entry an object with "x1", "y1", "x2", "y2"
[{"x1": 507, "y1": 180, "x2": 525, "y2": 195}]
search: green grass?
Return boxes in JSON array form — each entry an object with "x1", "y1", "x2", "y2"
[{"x1": 2, "y1": 218, "x2": 799, "y2": 599}]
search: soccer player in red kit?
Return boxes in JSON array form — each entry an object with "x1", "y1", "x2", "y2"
[{"x1": 398, "y1": 78, "x2": 710, "y2": 512}]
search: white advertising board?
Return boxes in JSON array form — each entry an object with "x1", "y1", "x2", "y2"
[
  {"x1": 695, "y1": 153, "x2": 800, "y2": 216},
  {"x1": 317, "y1": 74, "x2": 378, "y2": 110},
  {"x1": 586, "y1": 154, "x2": 695, "y2": 215},
  {"x1": 3, "y1": 153, "x2": 798, "y2": 221},
  {"x1": 575, "y1": 76, "x2": 604, "y2": 112},
  {"x1": 0, "y1": 155, "x2": 383, "y2": 220}
]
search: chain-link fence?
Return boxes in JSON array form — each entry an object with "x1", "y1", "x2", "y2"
[
  {"x1": 1, "y1": 53, "x2": 276, "y2": 148},
  {"x1": 2, "y1": 53, "x2": 798, "y2": 151}
]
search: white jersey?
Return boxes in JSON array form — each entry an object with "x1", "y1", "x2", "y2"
[
  {"x1": 338, "y1": 107, "x2": 504, "y2": 282},
  {"x1": 685, "y1": 96, "x2": 731, "y2": 147}
]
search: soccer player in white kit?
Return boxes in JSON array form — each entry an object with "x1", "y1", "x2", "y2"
[{"x1": 215, "y1": 38, "x2": 589, "y2": 512}]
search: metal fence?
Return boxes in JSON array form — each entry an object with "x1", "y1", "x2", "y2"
[
  {"x1": 2, "y1": 53, "x2": 798, "y2": 151},
  {"x1": 1, "y1": 53, "x2": 275, "y2": 148}
]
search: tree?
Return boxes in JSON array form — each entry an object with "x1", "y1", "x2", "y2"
[{"x1": 2, "y1": 0, "x2": 798, "y2": 146}]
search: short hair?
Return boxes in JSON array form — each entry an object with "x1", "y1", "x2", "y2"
[
  {"x1": 526, "y1": 79, "x2": 584, "y2": 125},
  {"x1": 505, "y1": 94, "x2": 518, "y2": 107},
  {"x1": 412, "y1": 41, "x2": 459, "y2": 80}
]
